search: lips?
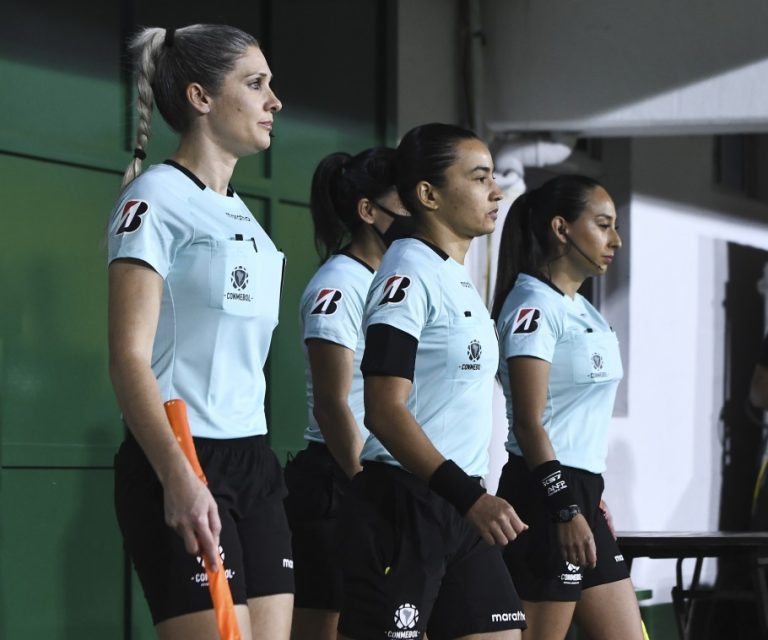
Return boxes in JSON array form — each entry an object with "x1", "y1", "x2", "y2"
[{"x1": 259, "y1": 121, "x2": 273, "y2": 130}]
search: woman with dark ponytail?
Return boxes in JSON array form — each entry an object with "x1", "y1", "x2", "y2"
[
  {"x1": 493, "y1": 176, "x2": 644, "y2": 640},
  {"x1": 336, "y1": 124, "x2": 527, "y2": 640},
  {"x1": 284, "y1": 146, "x2": 412, "y2": 640},
  {"x1": 107, "y1": 24, "x2": 293, "y2": 640}
]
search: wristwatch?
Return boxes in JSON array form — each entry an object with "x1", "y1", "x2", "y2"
[{"x1": 553, "y1": 504, "x2": 582, "y2": 523}]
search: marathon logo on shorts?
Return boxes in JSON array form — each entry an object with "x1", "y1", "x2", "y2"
[
  {"x1": 615, "y1": 554, "x2": 624, "y2": 563},
  {"x1": 491, "y1": 610, "x2": 526, "y2": 623},
  {"x1": 386, "y1": 603, "x2": 420, "y2": 638},
  {"x1": 559, "y1": 561, "x2": 583, "y2": 585},
  {"x1": 190, "y1": 545, "x2": 235, "y2": 587},
  {"x1": 310, "y1": 288, "x2": 343, "y2": 315},
  {"x1": 512, "y1": 307, "x2": 541, "y2": 334},
  {"x1": 115, "y1": 199, "x2": 149, "y2": 234},
  {"x1": 379, "y1": 275, "x2": 411, "y2": 305},
  {"x1": 282, "y1": 558, "x2": 294, "y2": 569}
]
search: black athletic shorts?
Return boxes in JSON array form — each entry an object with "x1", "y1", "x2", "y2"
[
  {"x1": 114, "y1": 432, "x2": 295, "y2": 624},
  {"x1": 284, "y1": 441, "x2": 350, "y2": 610},
  {"x1": 496, "y1": 453, "x2": 630, "y2": 602},
  {"x1": 337, "y1": 462, "x2": 526, "y2": 640}
]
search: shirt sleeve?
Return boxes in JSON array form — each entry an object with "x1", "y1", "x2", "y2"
[
  {"x1": 107, "y1": 188, "x2": 191, "y2": 278},
  {"x1": 301, "y1": 282, "x2": 362, "y2": 351},
  {"x1": 498, "y1": 296, "x2": 560, "y2": 363},
  {"x1": 363, "y1": 267, "x2": 434, "y2": 341}
]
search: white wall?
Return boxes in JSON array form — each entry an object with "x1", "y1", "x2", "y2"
[{"x1": 603, "y1": 137, "x2": 768, "y2": 602}]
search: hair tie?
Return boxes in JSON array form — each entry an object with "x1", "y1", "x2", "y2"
[
  {"x1": 164, "y1": 28, "x2": 175, "y2": 47},
  {"x1": 133, "y1": 148, "x2": 147, "y2": 160}
]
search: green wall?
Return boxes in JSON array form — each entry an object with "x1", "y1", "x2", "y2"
[{"x1": 0, "y1": 1, "x2": 393, "y2": 636}]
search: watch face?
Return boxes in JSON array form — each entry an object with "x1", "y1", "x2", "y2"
[{"x1": 556, "y1": 505, "x2": 581, "y2": 522}]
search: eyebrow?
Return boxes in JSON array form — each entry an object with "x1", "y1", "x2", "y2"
[
  {"x1": 244, "y1": 71, "x2": 272, "y2": 81},
  {"x1": 471, "y1": 165, "x2": 493, "y2": 173}
]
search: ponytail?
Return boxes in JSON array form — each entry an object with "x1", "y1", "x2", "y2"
[
  {"x1": 309, "y1": 147, "x2": 397, "y2": 260},
  {"x1": 491, "y1": 174, "x2": 604, "y2": 321},
  {"x1": 310, "y1": 152, "x2": 353, "y2": 259},
  {"x1": 122, "y1": 28, "x2": 165, "y2": 186},
  {"x1": 491, "y1": 191, "x2": 540, "y2": 321}
]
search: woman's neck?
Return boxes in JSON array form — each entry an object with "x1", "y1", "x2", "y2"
[
  {"x1": 416, "y1": 220, "x2": 471, "y2": 264},
  {"x1": 172, "y1": 135, "x2": 238, "y2": 195},
  {"x1": 542, "y1": 260, "x2": 586, "y2": 298},
  {"x1": 347, "y1": 227, "x2": 385, "y2": 271}
]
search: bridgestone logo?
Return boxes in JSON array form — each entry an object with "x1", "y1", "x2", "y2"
[{"x1": 491, "y1": 611, "x2": 526, "y2": 622}]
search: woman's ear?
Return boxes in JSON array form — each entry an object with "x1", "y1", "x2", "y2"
[
  {"x1": 416, "y1": 181, "x2": 439, "y2": 211},
  {"x1": 551, "y1": 215, "x2": 568, "y2": 242},
  {"x1": 186, "y1": 82, "x2": 212, "y2": 115},
  {"x1": 357, "y1": 198, "x2": 376, "y2": 224}
]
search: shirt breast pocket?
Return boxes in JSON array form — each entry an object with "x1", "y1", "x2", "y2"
[
  {"x1": 445, "y1": 315, "x2": 497, "y2": 382},
  {"x1": 209, "y1": 239, "x2": 285, "y2": 323},
  {"x1": 569, "y1": 330, "x2": 623, "y2": 385}
]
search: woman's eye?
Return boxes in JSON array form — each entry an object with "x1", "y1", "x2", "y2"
[{"x1": 249, "y1": 81, "x2": 262, "y2": 90}]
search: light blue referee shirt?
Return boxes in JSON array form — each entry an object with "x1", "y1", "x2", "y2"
[
  {"x1": 108, "y1": 162, "x2": 285, "y2": 439},
  {"x1": 300, "y1": 251, "x2": 375, "y2": 444},
  {"x1": 497, "y1": 273, "x2": 623, "y2": 473},
  {"x1": 360, "y1": 238, "x2": 499, "y2": 477}
]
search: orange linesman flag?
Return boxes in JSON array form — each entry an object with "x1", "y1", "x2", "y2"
[{"x1": 164, "y1": 399, "x2": 241, "y2": 640}]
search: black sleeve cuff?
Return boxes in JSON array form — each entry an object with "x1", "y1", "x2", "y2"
[{"x1": 361, "y1": 324, "x2": 418, "y2": 381}]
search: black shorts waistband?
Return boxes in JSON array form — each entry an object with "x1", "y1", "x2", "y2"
[
  {"x1": 507, "y1": 452, "x2": 602, "y2": 480},
  {"x1": 362, "y1": 460, "x2": 484, "y2": 485},
  {"x1": 124, "y1": 429, "x2": 267, "y2": 452}
]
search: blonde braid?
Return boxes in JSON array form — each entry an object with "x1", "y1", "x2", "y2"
[{"x1": 121, "y1": 28, "x2": 166, "y2": 187}]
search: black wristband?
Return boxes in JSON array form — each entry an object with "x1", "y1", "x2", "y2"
[
  {"x1": 532, "y1": 459, "x2": 578, "y2": 515},
  {"x1": 429, "y1": 459, "x2": 486, "y2": 515}
]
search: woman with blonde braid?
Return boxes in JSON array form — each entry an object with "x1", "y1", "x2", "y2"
[{"x1": 108, "y1": 24, "x2": 292, "y2": 639}]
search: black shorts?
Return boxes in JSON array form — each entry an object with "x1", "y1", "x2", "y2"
[
  {"x1": 337, "y1": 462, "x2": 526, "y2": 640},
  {"x1": 496, "y1": 453, "x2": 629, "y2": 602},
  {"x1": 114, "y1": 433, "x2": 295, "y2": 624},
  {"x1": 284, "y1": 441, "x2": 350, "y2": 610}
]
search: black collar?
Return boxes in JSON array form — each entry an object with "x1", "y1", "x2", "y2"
[
  {"x1": 413, "y1": 237, "x2": 449, "y2": 261},
  {"x1": 164, "y1": 160, "x2": 235, "y2": 197},
  {"x1": 336, "y1": 248, "x2": 375, "y2": 273},
  {"x1": 523, "y1": 271, "x2": 566, "y2": 296}
]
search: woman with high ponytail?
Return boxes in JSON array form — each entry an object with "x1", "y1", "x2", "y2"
[
  {"x1": 284, "y1": 146, "x2": 412, "y2": 640},
  {"x1": 336, "y1": 124, "x2": 528, "y2": 640},
  {"x1": 107, "y1": 24, "x2": 293, "y2": 640},
  {"x1": 492, "y1": 176, "x2": 643, "y2": 640}
]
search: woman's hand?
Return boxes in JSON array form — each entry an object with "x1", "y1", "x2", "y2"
[
  {"x1": 557, "y1": 514, "x2": 596, "y2": 569},
  {"x1": 465, "y1": 494, "x2": 528, "y2": 546},
  {"x1": 163, "y1": 463, "x2": 223, "y2": 570}
]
